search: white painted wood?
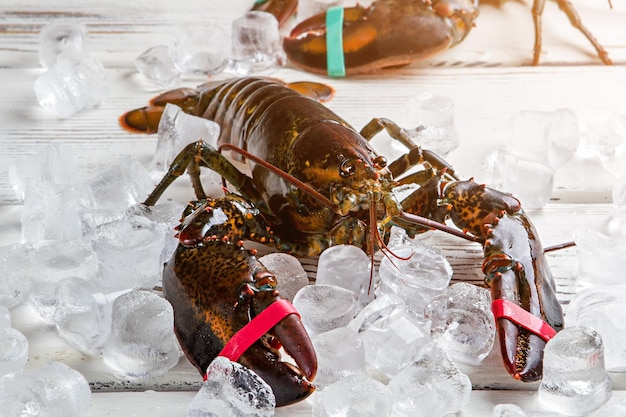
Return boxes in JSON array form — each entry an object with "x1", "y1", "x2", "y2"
[{"x1": 1, "y1": 0, "x2": 626, "y2": 415}]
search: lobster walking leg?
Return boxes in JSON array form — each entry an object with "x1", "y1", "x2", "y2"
[
  {"x1": 532, "y1": 0, "x2": 612, "y2": 65},
  {"x1": 359, "y1": 117, "x2": 459, "y2": 179}
]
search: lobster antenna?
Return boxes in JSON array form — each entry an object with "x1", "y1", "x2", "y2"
[
  {"x1": 219, "y1": 143, "x2": 340, "y2": 213},
  {"x1": 366, "y1": 197, "x2": 415, "y2": 295},
  {"x1": 397, "y1": 211, "x2": 481, "y2": 243},
  {"x1": 543, "y1": 241, "x2": 576, "y2": 253}
]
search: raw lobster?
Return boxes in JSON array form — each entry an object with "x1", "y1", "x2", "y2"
[
  {"x1": 255, "y1": 0, "x2": 611, "y2": 75},
  {"x1": 121, "y1": 77, "x2": 563, "y2": 404}
]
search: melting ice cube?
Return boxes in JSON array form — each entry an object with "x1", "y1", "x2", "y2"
[{"x1": 538, "y1": 326, "x2": 612, "y2": 416}]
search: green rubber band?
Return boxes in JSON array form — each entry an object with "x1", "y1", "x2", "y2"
[
  {"x1": 325, "y1": 6, "x2": 346, "y2": 77},
  {"x1": 254, "y1": 0, "x2": 267, "y2": 4}
]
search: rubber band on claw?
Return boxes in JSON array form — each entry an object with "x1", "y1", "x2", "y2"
[
  {"x1": 325, "y1": 6, "x2": 346, "y2": 77},
  {"x1": 207, "y1": 299, "x2": 300, "y2": 380},
  {"x1": 491, "y1": 299, "x2": 557, "y2": 342}
]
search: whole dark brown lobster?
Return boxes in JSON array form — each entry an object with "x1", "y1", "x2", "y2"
[{"x1": 121, "y1": 76, "x2": 564, "y2": 405}]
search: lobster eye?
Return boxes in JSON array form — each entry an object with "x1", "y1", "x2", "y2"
[
  {"x1": 339, "y1": 160, "x2": 356, "y2": 177},
  {"x1": 373, "y1": 155, "x2": 387, "y2": 169}
]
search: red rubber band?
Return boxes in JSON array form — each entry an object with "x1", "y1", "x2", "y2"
[
  {"x1": 218, "y1": 299, "x2": 300, "y2": 362},
  {"x1": 491, "y1": 299, "x2": 557, "y2": 342}
]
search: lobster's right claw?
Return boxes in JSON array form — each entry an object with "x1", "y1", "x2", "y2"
[{"x1": 283, "y1": 0, "x2": 479, "y2": 75}]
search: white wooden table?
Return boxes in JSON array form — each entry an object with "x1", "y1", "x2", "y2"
[{"x1": 1, "y1": 0, "x2": 626, "y2": 415}]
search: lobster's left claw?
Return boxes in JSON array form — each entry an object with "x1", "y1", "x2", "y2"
[
  {"x1": 482, "y1": 213, "x2": 564, "y2": 382},
  {"x1": 233, "y1": 288, "x2": 316, "y2": 406},
  {"x1": 239, "y1": 310, "x2": 317, "y2": 406},
  {"x1": 283, "y1": 0, "x2": 479, "y2": 75}
]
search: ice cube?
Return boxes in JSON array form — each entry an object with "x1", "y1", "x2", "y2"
[
  {"x1": 172, "y1": 24, "x2": 230, "y2": 75},
  {"x1": 54, "y1": 277, "x2": 112, "y2": 355},
  {"x1": 29, "y1": 240, "x2": 99, "y2": 320},
  {"x1": 187, "y1": 356, "x2": 275, "y2": 417},
  {"x1": 34, "y1": 47, "x2": 108, "y2": 118},
  {"x1": 585, "y1": 111, "x2": 626, "y2": 177},
  {"x1": 312, "y1": 373, "x2": 392, "y2": 417},
  {"x1": 574, "y1": 228, "x2": 626, "y2": 288},
  {"x1": 85, "y1": 156, "x2": 154, "y2": 213},
  {"x1": 21, "y1": 182, "x2": 85, "y2": 242},
  {"x1": 402, "y1": 91, "x2": 460, "y2": 156},
  {"x1": 102, "y1": 290, "x2": 180, "y2": 378},
  {"x1": 8, "y1": 141, "x2": 80, "y2": 202},
  {"x1": 348, "y1": 294, "x2": 431, "y2": 380},
  {"x1": 538, "y1": 326, "x2": 612, "y2": 416},
  {"x1": 231, "y1": 11, "x2": 285, "y2": 73},
  {"x1": 129, "y1": 202, "x2": 186, "y2": 264},
  {"x1": 424, "y1": 282, "x2": 495, "y2": 365},
  {"x1": 32, "y1": 239, "x2": 98, "y2": 284},
  {"x1": 376, "y1": 241, "x2": 452, "y2": 319},
  {"x1": 91, "y1": 214, "x2": 166, "y2": 291},
  {"x1": 297, "y1": 0, "x2": 345, "y2": 22},
  {"x1": 152, "y1": 103, "x2": 221, "y2": 181},
  {"x1": 0, "y1": 361, "x2": 92, "y2": 417},
  {"x1": 567, "y1": 284, "x2": 626, "y2": 371},
  {"x1": 0, "y1": 244, "x2": 34, "y2": 309},
  {"x1": 483, "y1": 148, "x2": 554, "y2": 208},
  {"x1": 312, "y1": 327, "x2": 367, "y2": 388},
  {"x1": 258, "y1": 252, "x2": 309, "y2": 302},
  {"x1": 502, "y1": 109, "x2": 580, "y2": 170},
  {"x1": 292, "y1": 284, "x2": 358, "y2": 336},
  {"x1": 134, "y1": 44, "x2": 180, "y2": 89},
  {"x1": 0, "y1": 327, "x2": 29, "y2": 377},
  {"x1": 38, "y1": 21, "x2": 88, "y2": 68},
  {"x1": 387, "y1": 343, "x2": 472, "y2": 417},
  {"x1": 316, "y1": 245, "x2": 373, "y2": 308}
]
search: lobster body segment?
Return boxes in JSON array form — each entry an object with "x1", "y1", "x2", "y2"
[{"x1": 123, "y1": 77, "x2": 565, "y2": 403}]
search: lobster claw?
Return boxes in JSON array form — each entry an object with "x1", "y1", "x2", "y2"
[
  {"x1": 162, "y1": 239, "x2": 316, "y2": 407},
  {"x1": 283, "y1": 0, "x2": 479, "y2": 75},
  {"x1": 482, "y1": 214, "x2": 564, "y2": 382},
  {"x1": 232, "y1": 286, "x2": 317, "y2": 405}
]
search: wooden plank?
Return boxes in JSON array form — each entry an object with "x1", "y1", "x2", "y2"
[{"x1": 83, "y1": 389, "x2": 626, "y2": 417}]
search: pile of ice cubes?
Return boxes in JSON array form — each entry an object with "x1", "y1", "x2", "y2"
[
  {"x1": 482, "y1": 107, "x2": 626, "y2": 208},
  {"x1": 482, "y1": 109, "x2": 580, "y2": 208},
  {"x1": 34, "y1": 21, "x2": 108, "y2": 118},
  {"x1": 289, "y1": 227, "x2": 493, "y2": 417},
  {"x1": 3, "y1": 139, "x2": 188, "y2": 376},
  {"x1": 135, "y1": 10, "x2": 286, "y2": 88},
  {"x1": 1, "y1": 307, "x2": 92, "y2": 417}
]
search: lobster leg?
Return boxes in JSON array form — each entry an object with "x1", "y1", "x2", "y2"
[
  {"x1": 143, "y1": 141, "x2": 271, "y2": 217},
  {"x1": 531, "y1": 0, "x2": 612, "y2": 65},
  {"x1": 359, "y1": 117, "x2": 459, "y2": 179}
]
